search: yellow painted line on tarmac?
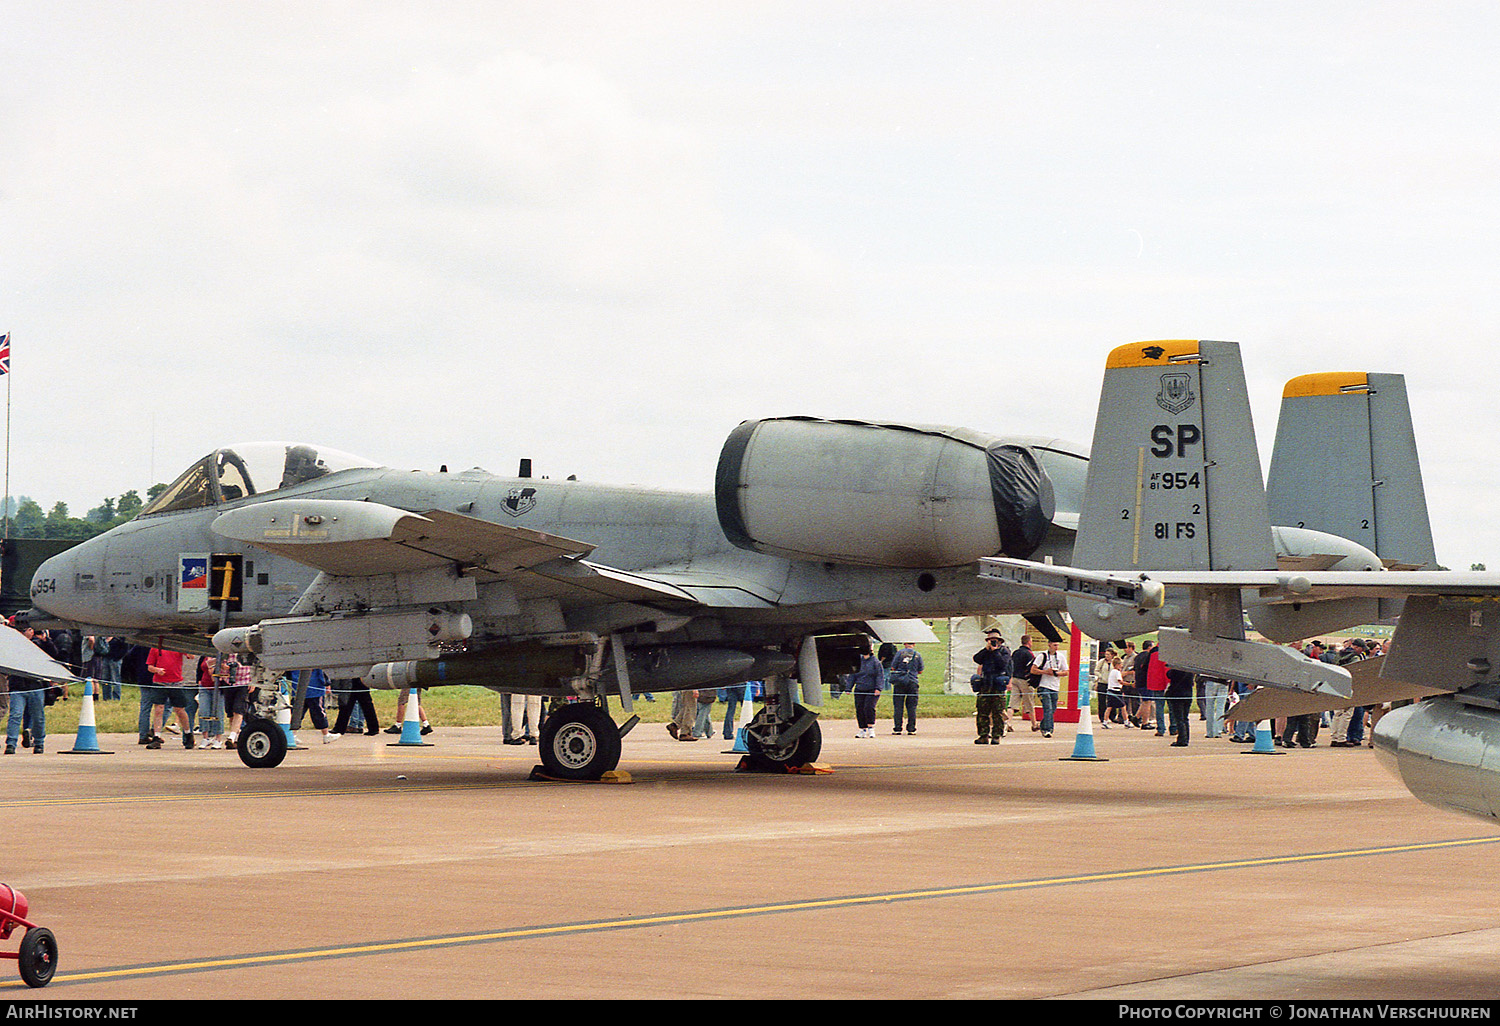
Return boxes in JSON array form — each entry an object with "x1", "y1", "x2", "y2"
[{"x1": 13, "y1": 835, "x2": 1498, "y2": 989}]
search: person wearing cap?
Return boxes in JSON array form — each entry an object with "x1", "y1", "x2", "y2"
[
  {"x1": 849, "y1": 637, "x2": 886, "y2": 739},
  {"x1": 971, "y1": 630, "x2": 1011, "y2": 743},
  {"x1": 888, "y1": 641, "x2": 923, "y2": 735}
]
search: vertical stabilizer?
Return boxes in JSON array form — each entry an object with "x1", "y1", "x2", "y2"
[
  {"x1": 1069, "y1": 340, "x2": 1275, "y2": 639},
  {"x1": 1267, "y1": 371, "x2": 1437, "y2": 621},
  {"x1": 1267, "y1": 372, "x2": 1436, "y2": 570}
]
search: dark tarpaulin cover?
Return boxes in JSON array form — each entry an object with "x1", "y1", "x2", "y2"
[{"x1": 987, "y1": 443, "x2": 1055, "y2": 559}]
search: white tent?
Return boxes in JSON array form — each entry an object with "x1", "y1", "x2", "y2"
[{"x1": 944, "y1": 614, "x2": 1028, "y2": 694}]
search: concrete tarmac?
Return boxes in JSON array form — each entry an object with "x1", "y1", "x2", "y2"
[{"x1": 2, "y1": 711, "x2": 1498, "y2": 1001}]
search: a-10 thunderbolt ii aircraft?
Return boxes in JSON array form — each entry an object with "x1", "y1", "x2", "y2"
[
  {"x1": 21, "y1": 424, "x2": 1087, "y2": 776},
  {"x1": 984, "y1": 339, "x2": 1500, "y2": 824},
  {"x1": 16, "y1": 344, "x2": 1421, "y2": 780}
]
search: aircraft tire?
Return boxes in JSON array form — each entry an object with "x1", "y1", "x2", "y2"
[
  {"x1": 538, "y1": 704, "x2": 621, "y2": 781},
  {"x1": 746, "y1": 704, "x2": 822, "y2": 771},
  {"x1": 237, "y1": 716, "x2": 288, "y2": 769},
  {"x1": 19, "y1": 927, "x2": 57, "y2": 988}
]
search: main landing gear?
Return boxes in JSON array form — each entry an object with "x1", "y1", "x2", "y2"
[{"x1": 537, "y1": 702, "x2": 625, "y2": 781}]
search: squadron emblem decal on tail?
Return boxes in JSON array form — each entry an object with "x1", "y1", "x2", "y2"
[{"x1": 1156, "y1": 372, "x2": 1196, "y2": 414}]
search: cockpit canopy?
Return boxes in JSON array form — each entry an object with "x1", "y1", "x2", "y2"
[{"x1": 140, "y1": 443, "x2": 382, "y2": 517}]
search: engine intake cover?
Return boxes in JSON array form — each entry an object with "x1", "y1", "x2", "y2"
[{"x1": 716, "y1": 417, "x2": 1055, "y2": 568}]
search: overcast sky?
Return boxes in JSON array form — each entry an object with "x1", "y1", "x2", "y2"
[{"x1": 3, "y1": 1, "x2": 1498, "y2": 565}]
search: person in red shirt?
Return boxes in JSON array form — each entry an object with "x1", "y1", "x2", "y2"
[
  {"x1": 146, "y1": 647, "x2": 194, "y2": 749},
  {"x1": 1144, "y1": 642, "x2": 1169, "y2": 737}
]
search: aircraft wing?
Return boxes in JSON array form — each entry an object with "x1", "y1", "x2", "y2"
[
  {"x1": 524, "y1": 559, "x2": 701, "y2": 606},
  {"x1": 1227, "y1": 656, "x2": 1449, "y2": 721},
  {"x1": 1139, "y1": 568, "x2": 1500, "y2": 603},
  {"x1": 213, "y1": 500, "x2": 594, "y2": 578},
  {"x1": 981, "y1": 556, "x2": 1500, "y2": 700},
  {"x1": 0, "y1": 626, "x2": 81, "y2": 684},
  {"x1": 980, "y1": 558, "x2": 1500, "y2": 608},
  {"x1": 217, "y1": 499, "x2": 776, "y2": 619}
]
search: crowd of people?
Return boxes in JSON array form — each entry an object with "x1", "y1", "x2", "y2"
[
  {"x1": 3, "y1": 619, "x2": 1397, "y2": 756},
  {"x1": 0, "y1": 623, "x2": 396, "y2": 755},
  {"x1": 1089, "y1": 634, "x2": 1391, "y2": 749}
]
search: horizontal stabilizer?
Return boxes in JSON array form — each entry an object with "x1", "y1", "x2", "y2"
[
  {"x1": 1227, "y1": 656, "x2": 1449, "y2": 721},
  {"x1": 981, "y1": 557, "x2": 1164, "y2": 615},
  {"x1": 1275, "y1": 554, "x2": 1348, "y2": 572},
  {"x1": 1157, "y1": 627, "x2": 1352, "y2": 698}
]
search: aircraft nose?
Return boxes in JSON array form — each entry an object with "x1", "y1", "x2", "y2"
[{"x1": 31, "y1": 536, "x2": 107, "y2": 622}]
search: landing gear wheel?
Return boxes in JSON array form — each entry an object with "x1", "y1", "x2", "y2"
[
  {"x1": 19, "y1": 926, "x2": 57, "y2": 988},
  {"x1": 237, "y1": 716, "x2": 287, "y2": 769},
  {"x1": 746, "y1": 703, "x2": 822, "y2": 771},
  {"x1": 538, "y1": 704, "x2": 621, "y2": 781}
]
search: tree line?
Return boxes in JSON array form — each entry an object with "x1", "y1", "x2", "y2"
[{"x1": 6, "y1": 485, "x2": 168, "y2": 540}]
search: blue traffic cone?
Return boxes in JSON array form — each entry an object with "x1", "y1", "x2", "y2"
[
  {"x1": 64, "y1": 679, "x2": 112, "y2": 755},
  {"x1": 389, "y1": 689, "x2": 433, "y2": 747},
  {"x1": 1245, "y1": 720, "x2": 1284, "y2": 755},
  {"x1": 723, "y1": 684, "x2": 755, "y2": 753},
  {"x1": 278, "y1": 680, "x2": 302, "y2": 749},
  {"x1": 1060, "y1": 701, "x2": 1108, "y2": 762}
]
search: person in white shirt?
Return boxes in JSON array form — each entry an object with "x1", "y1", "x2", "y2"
[{"x1": 1032, "y1": 641, "x2": 1064, "y2": 737}]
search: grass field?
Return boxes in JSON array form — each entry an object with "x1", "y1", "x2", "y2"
[{"x1": 24, "y1": 621, "x2": 989, "y2": 735}]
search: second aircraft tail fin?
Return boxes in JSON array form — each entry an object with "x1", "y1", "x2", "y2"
[
  {"x1": 1266, "y1": 371, "x2": 1437, "y2": 624},
  {"x1": 1267, "y1": 371, "x2": 1437, "y2": 569}
]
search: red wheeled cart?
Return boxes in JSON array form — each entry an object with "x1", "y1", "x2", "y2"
[{"x1": 0, "y1": 883, "x2": 57, "y2": 987}]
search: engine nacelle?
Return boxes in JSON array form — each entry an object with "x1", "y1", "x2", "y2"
[
  {"x1": 1373, "y1": 699, "x2": 1500, "y2": 822},
  {"x1": 715, "y1": 417, "x2": 1056, "y2": 568}
]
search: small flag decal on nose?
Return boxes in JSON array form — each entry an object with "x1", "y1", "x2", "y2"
[{"x1": 179, "y1": 554, "x2": 210, "y2": 612}]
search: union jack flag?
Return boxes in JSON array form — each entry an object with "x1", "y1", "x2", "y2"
[{"x1": 0, "y1": 334, "x2": 9, "y2": 375}]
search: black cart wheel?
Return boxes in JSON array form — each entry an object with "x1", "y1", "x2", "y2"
[
  {"x1": 237, "y1": 717, "x2": 288, "y2": 769},
  {"x1": 19, "y1": 926, "x2": 57, "y2": 988},
  {"x1": 746, "y1": 704, "x2": 822, "y2": 771},
  {"x1": 538, "y1": 704, "x2": 621, "y2": 781}
]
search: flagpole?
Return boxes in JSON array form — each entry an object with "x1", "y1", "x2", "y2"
[
  {"x1": 3, "y1": 332, "x2": 10, "y2": 611},
  {"x1": 3, "y1": 332, "x2": 9, "y2": 542}
]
